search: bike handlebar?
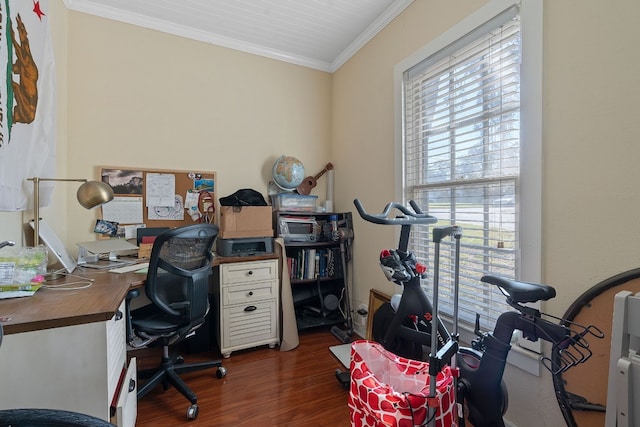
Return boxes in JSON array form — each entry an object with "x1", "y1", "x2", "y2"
[{"x1": 353, "y1": 199, "x2": 438, "y2": 226}]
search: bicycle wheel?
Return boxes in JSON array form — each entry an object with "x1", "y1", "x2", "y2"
[
  {"x1": 552, "y1": 267, "x2": 640, "y2": 427},
  {"x1": 458, "y1": 346, "x2": 508, "y2": 425}
]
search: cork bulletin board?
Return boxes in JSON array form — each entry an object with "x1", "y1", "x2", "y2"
[{"x1": 98, "y1": 167, "x2": 216, "y2": 235}]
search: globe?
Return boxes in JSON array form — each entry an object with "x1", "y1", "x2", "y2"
[{"x1": 272, "y1": 155, "x2": 305, "y2": 191}]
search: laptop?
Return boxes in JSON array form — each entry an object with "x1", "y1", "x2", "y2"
[
  {"x1": 77, "y1": 239, "x2": 138, "y2": 270},
  {"x1": 30, "y1": 219, "x2": 78, "y2": 273}
]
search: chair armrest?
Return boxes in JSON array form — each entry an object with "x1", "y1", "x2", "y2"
[{"x1": 125, "y1": 289, "x2": 140, "y2": 344}]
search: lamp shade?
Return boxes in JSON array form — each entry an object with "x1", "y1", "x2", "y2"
[{"x1": 76, "y1": 181, "x2": 114, "y2": 209}]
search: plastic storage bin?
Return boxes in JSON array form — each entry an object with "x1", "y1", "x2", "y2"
[{"x1": 272, "y1": 194, "x2": 318, "y2": 212}]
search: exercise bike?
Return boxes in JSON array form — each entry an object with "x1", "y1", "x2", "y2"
[{"x1": 351, "y1": 199, "x2": 604, "y2": 427}]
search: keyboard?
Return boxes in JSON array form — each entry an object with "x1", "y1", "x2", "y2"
[{"x1": 109, "y1": 262, "x2": 149, "y2": 274}]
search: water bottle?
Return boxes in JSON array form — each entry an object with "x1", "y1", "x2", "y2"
[{"x1": 329, "y1": 214, "x2": 339, "y2": 241}]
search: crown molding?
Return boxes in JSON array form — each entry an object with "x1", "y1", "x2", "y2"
[
  {"x1": 63, "y1": 0, "x2": 413, "y2": 73},
  {"x1": 331, "y1": 0, "x2": 414, "y2": 72}
]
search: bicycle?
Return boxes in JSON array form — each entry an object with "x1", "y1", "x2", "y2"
[{"x1": 351, "y1": 199, "x2": 604, "y2": 427}]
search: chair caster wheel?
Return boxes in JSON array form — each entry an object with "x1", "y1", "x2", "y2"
[
  {"x1": 176, "y1": 355, "x2": 185, "y2": 364},
  {"x1": 187, "y1": 404, "x2": 199, "y2": 420},
  {"x1": 216, "y1": 366, "x2": 227, "y2": 378}
]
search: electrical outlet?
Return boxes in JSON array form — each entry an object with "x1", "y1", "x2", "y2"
[{"x1": 354, "y1": 302, "x2": 368, "y2": 327}]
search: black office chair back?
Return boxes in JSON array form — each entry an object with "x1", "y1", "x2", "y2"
[{"x1": 145, "y1": 224, "x2": 218, "y2": 327}]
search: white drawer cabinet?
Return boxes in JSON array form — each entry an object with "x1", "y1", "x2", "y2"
[
  {"x1": 215, "y1": 259, "x2": 279, "y2": 357},
  {"x1": 112, "y1": 357, "x2": 137, "y2": 427},
  {"x1": 0, "y1": 300, "x2": 137, "y2": 427}
]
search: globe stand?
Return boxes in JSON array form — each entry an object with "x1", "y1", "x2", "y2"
[{"x1": 267, "y1": 180, "x2": 289, "y2": 196}]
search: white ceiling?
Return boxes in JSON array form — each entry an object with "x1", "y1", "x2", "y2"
[{"x1": 62, "y1": 0, "x2": 414, "y2": 72}]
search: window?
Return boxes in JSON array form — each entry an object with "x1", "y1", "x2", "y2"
[{"x1": 395, "y1": 0, "x2": 542, "y2": 340}]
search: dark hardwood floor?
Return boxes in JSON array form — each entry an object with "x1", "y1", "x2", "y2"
[{"x1": 133, "y1": 328, "x2": 353, "y2": 426}]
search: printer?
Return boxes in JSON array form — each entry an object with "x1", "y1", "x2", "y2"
[{"x1": 216, "y1": 237, "x2": 273, "y2": 257}]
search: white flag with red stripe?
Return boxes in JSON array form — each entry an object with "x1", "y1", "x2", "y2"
[{"x1": 0, "y1": 0, "x2": 55, "y2": 211}]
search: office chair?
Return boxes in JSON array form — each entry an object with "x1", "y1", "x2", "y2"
[{"x1": 127, "y1": 224, "x2": 226, "y2": 420}]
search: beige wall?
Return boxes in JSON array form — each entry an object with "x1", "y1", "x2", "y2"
[
  {"x1": 0, "y1": 0, "x2": 332, "y2": 250},
  {"x1": 333, "y1": 0, "x2": 640, "y2": 425},
  {"x1": 2, "y1": 0, "x2": 639, "y2": 424},
  {"x1": 64, "y1": 10, "x2": 332, "y2": 247}
]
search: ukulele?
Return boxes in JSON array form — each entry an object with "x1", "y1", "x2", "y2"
[{"x1": 296, "y1": 163, "x2": 333, "y2": 195}]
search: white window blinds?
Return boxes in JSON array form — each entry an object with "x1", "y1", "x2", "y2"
[{"x1": 403, "y1": 6, "x2": 521, "y2": 331}]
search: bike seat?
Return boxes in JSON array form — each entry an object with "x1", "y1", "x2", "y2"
[{"x1": 481, "y1": 275, "x2": 556, "y2": 303}]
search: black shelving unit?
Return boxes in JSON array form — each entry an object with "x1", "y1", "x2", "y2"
[{"x1": 274, "y1": 210, "x2": 353, "y2": 333}]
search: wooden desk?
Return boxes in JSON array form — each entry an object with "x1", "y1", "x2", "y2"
[
  {"x1": 0, "y1": 270, "x2": 144, "y2": 334},
  {"x1": 0, "y1": 269, "x2": 142, "y2": 427}
]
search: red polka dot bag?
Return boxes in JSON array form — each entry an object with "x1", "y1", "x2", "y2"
[{"x1": 348, "y1": 340, "x2": 457, "y2": 427}]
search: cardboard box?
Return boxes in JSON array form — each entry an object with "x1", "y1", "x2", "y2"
[
  {"x1": 219, "y1": 206, "x2": 273, "y2": 239},
  {"x1": 138, "y1": 243, "x2": 153, "y2": 259}
]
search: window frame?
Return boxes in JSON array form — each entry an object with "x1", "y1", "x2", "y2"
[{"x1": 393, "y1": 0, "x2": 542, "y2": 374}]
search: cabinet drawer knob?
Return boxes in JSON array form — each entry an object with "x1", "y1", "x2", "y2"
[
  {"x1": 248, "y1": 291, "x2": 254, "y2": 296},
  {"x1": 244, "y1": 305, "x2": 257, "y2": 312},
  {"x1": 128, "y1": 378, "x2": 136, "y2": 393},
  {"x1": 247, "y1": 270, "x2": 253, "y2": 276}
]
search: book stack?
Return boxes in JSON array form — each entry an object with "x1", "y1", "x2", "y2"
[{"x1": 286, "y1": 248, "x2": 341, "y2": 280}]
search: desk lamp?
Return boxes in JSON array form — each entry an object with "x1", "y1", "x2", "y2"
[{"x1": 27, "y1": 177, "x2": 114, "y2": 246}]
